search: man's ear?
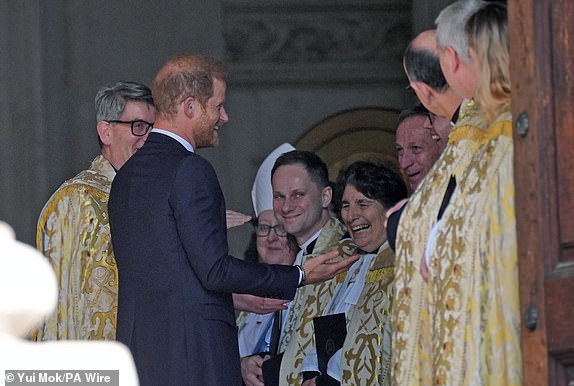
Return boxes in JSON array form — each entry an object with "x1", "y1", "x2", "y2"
[
  {"x1": 321, "y1": 185, "x2": 333, "y2": 209},
  {"x1": 443, "y1": 45, "x2": 460, "y2": 74},
  {"x1": 411, "y1": 81, "x2": 433, "y2": 106},
  {"x1": 96, "y1": 121, "x2": 112, "y2": 146},
  {"x1": 183, "y1": 96, "x2": 196, "y2": 118}
]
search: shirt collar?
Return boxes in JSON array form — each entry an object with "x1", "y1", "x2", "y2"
[{"x1": 152, "y1": 128, "x2": 195, "y2": 152}]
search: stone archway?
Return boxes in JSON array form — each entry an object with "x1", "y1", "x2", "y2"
[{"x1": 295, "y1": 107, "x2": 400, "y2": 180}]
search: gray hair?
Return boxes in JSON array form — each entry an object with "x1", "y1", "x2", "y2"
[
  {"x1": 94, "y1": 81, "x2": 153, "y2": 122},
  {"x1": 435, "y1": 0, "x2": 487, "y2": 62}
]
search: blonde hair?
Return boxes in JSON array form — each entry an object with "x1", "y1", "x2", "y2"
[{"x1": 466, "y1": 2, "x2": 510, "y2": 119}]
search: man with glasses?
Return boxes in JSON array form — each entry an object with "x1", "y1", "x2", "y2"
[
  {"x1": 238, "y1": 143, "x2": 299, "y2": 386},
  {"x1": 395, "y1": 104, "x2": 451, "y2": 191},
  {"x1": 33, "y1": 81, "x2": 155, "y2": 341},
  {"x1": 386, "y1": 104, "x2": 452, "y2": 253}
]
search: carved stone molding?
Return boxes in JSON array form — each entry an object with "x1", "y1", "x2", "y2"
[{"x1": 222, "y1": 1, "x2": 411, "y2": 84}]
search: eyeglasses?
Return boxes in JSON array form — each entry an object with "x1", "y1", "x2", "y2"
[
  {"x1": 106, "y1": 120, "x2": 154, "y2": 136},
  {"x1": 255, "y1": 223, "x2": 287, "y2": 237},
  {"x1": 426, "y1": 111, "x2": 441, "y2": 142},
  {"x1": 426, "y1": 110, "x2": 435, "y2": 126}
]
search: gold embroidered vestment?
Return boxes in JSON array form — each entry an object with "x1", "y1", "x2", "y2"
[
  {"x1": 33, "y1": 155, "x2": 118, "y2": 341},
  {"x1": 392, "y1": 105, "x2": 522, "y2": 385},
  {"x1": 279, "y1": 218, "x2": 347, "y2": 386},
  {"x1": 339, "y1": 241, "x2": 394, "y2": 386}
]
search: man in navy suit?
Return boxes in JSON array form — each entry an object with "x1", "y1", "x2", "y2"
[{"x1": 108, "y1": 54, "x2": 357, "y2": 386}]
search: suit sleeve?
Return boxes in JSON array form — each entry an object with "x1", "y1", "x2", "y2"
[{"x1": 170, "y1": 155, "x2": 299, "y2": 299}]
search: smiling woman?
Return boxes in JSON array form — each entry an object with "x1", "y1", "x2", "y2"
[
  {"x1": 336, "y1": 159, "x2": 408, "y2": 252},
  {"x1": 340, "y1": 185, "x2": 387, "y2": 252},
  {"x1": 295, "y1": 158, "x2": 408, "y2": 385}
]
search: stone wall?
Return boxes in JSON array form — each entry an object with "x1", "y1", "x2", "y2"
[{"x1": 0, "y1": 0, "x2": 448, "y2": 257}]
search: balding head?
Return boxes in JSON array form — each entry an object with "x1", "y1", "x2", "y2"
[
  {"x1": 403, "y1": 29, "x2": 463, "y2": 120},
  {"x1": 411, "y1": 29, "x2": 438, "y2": 54},
  {"x1": 404, "y1": 29, "x2": 448, "y2": 93}
]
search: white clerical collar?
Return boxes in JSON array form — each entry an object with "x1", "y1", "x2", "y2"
[
  {"x1": 299, "y1": 229, "x2": 322, "y2": 253},
  {"x1": 152, "y1": 128, "x2": 195, "y2": 153}
]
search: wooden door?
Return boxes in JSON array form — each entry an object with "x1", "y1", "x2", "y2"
[{"x1": 509, "y1": 1, "x2": 574, "y2": 384}]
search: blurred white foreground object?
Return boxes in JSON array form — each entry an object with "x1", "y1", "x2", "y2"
[{"x1": 0, "y1": 221, "x2": 139, "y2": 385}]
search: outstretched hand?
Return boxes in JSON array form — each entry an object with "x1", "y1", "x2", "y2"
[
  {"x1": 226, "y1": 210, "x2": 252, "y2": 229},
  {"x1": 303, "y1": 249, "x2": 359, "y2": 285},
  {"x1": 232, "y1": 293, "x2": 289, "y2": 314}
]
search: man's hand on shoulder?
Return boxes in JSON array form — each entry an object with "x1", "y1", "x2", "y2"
[{"x1": 302, "y1": 249, "x2": 359, "y2": 285}]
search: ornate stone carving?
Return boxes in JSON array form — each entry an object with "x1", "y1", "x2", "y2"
[{"x1": 222, "y1": 1, "x2": 411, "y2": 84}]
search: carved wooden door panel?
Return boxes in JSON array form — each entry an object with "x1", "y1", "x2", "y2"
[{"x1": 509, "y1": 1, "x2": 574, "y2": 385}]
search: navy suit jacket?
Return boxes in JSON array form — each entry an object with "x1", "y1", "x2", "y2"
[{"x1": 108, "y1": 133, "x2": 299, "y2": 385}]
